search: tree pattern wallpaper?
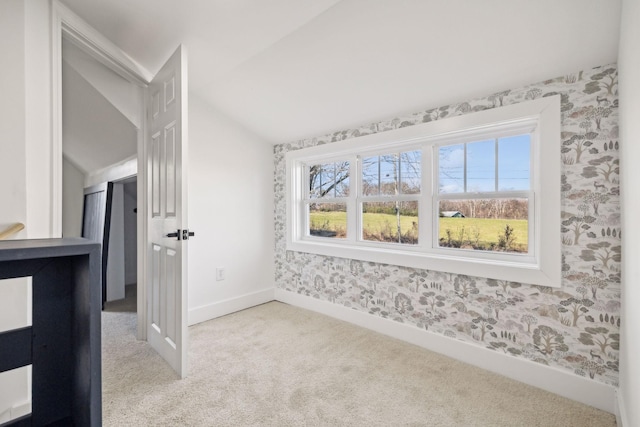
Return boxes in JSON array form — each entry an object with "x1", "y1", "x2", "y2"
[{"x1": 273, "y1": 64, "x2": 620, "y2": 387}]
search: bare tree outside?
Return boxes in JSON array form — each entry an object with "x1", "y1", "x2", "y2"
[
  {"x1": 309, "y1": 162, "x2": 350, "y2": 199},
  {"x1": 361, "y1": 151, "x2": 421, "y2": 244},
  {"x1": 308, "y1": 161, "x2": 350, "y2": 238}
]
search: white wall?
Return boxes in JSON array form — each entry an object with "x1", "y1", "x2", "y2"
[
  {"x1": 24, "y1": 0, "x2": 53, "y2": 239},
  {"x1": 5, "y1": 0, "x2": 55, "y2": 229},
  {"x1": 0, "y1": 0, "x2": 27, "y2": 237},
  {"x1": 123, "y1": 180, "x2": 137, "y2": 285},
  {"x1": 187, "y1": 94, "x2": 275, "y2": 325},
  {"x1": 0, "y1": 0, "x2": 52, "y2": 421},
  {"x1": 618, "y1": 0, "x2": 639, "y2": 425},
  {"x1": 106, "y1": 183, "x2": 125, "y2": 301},
  {"x1": 62, "y1": 157, "x2": 85, "y2": 237}
]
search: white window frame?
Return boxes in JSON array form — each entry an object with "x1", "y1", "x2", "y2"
[
  {"x1": 286, "y1": 96, "x2": 561, "y2": 287},
  {"x1": 432, "y1": 123, "x2": 536, "y2": 264}
]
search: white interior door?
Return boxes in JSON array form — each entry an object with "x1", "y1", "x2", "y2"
[{"x1": 146, "y1": 45, "x2": 188, "y2": 378}]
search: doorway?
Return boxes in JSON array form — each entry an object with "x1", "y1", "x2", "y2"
[
  {"x1": 54, "y1": 2, "x2": 190, "y2": 378},
  {"x1": 103, "y1": 176, "x2": 138, "y2": 314},
  {"x1": 60, "y1": 34, "x2": 142, "y2": 325}
]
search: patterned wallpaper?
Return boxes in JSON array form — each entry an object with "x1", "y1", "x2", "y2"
[{"x1": 273, "y1": 64, "x2": 620, "y2": 387}]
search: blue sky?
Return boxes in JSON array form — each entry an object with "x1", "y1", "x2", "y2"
[{"x1": 439, "y1": 134, "x2": 530, "y2": 194}]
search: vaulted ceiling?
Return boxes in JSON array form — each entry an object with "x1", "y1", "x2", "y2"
[
  {"x1": 62, "y1": 39, "x2": 140, "y2": 174},
  {"x1": 59, "y1": 0, "x2": 621, "y2": 145}
]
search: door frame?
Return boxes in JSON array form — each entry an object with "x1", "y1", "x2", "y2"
[{"x1": 51, "y1": 0, "x2": 152, "y2": 340}]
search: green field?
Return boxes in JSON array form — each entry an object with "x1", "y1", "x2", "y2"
[{"x1": 309, "y1": 211, "x2": 528, "y2": 252}]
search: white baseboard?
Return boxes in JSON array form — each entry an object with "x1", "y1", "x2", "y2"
[
  {"x1": 275, "y1": 289, "x2": 617, "y2": 414},
  {"x1": 616, "y1": 389, "x2": 628, "y2": 427},
  {"x1": 188, "y1": 288, "x2": 275, "y2": 326}
]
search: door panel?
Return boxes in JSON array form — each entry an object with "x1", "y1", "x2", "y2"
[
  {"x1": 146, "y1": 45, "x2": 188, "y2": 378},
  {"x1": 152, "y1": 134, "x2": 161, "y2": 217},
  {"x1": 165, "y1": 124, "x2": 177, "y2": 217},
  {"x1": 165, "y1": 247, "x2": 177, "y2": 344}
]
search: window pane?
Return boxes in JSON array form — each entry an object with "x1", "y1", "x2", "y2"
[
  {"x1": 319, "y1": 164, "x2": 334, "y2": 197},
  {"x1": 498, "y1": 135, "x2": 530, "y2": 191},
  {"x1": 362, "y1": 201, "x2": 418, "y2": 244},
  {"x1": 437, "y1": 198, "x2": 528, "y2": 253},
  {"x1": 362, "y1": 156, "x2": 379, "y2": 196},
  {"x1": 363, "y1": 152, "x2": 421, "y2": 196},
  {"x1": 400, "y1": 150, "x2": 421, "y2": 194},
  {"x1": 439, "y1": 144, "x2": 465, "y2": 194},
  {"x1": 466, "y1": 139, "x2": 495, "y2": 192},
  {"x1": 309, "y1": 162, "x2": 350, "y2": 198},
  {"x1": 380, "y1": 154, "x2": 400, "y2": 196},
  {"x1": 335, "y1": 168, "x2": 350, "y2": 197},
  {"x1": 308, "y1": 203, "x2": 346, "y2": 238}
]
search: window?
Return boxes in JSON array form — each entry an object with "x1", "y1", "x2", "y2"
[
  {"x1": 436, "y1": 133, "x2": 532, "y2": 255},
  {"x1": 286, "y1": 96, "x2": 561, "y2": 287},
  {"x1": 307, "y1": 161, "x2": 350, "y2": 238},
  {"x1": 361, "y1": 151, "x2": 421, "y2": 244}
]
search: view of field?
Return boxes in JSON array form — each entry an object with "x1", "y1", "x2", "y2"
[
  {"x1": 309, "y1": 211, "x2": 528, "y2": 252},
  {"x1": 438, "y1": 217, "x2": 528, "y2": 252}
]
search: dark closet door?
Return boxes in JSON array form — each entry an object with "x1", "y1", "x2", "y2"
[{"x1": 81, "y1": 182, "x2": 114, "y2": 308}]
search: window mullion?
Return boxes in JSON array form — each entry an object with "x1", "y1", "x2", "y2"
[
  {"x1": 305, "y1": 197, "x2": 345, "y2": 204},
  {"x1": 463, "y1": 143, "x2": 467, "y2": 193},
  {"x1": 377, "y1": 155, "x2": 381, "y2": 195},
  {"x1": 301, "y1": 163, "x2": 310, "y2": 239},
  {"x1": 436, "y1": 191, "x2": 530, "y2": 200},
  {"x1": 529, "y1": 190, "x2": 536, "y2": 264},
  {"x1": 348, "y1": 156, "x2": 358, "y2": 242},
  {"x1": 494, "y1": 138, "x2": 499, "y2": 192},
  {"x1": 332, "y1": 163, "x2": 336, "y2": 198},
  {"x1": 361, "y1": 195, "x2": 420, "y2": 203},
  {"x1": 422, "y1": 145, "x2": 433, "y2": 251},
  {"x1": 397, "y1": 153, "x2": 401, "y2": 195}
]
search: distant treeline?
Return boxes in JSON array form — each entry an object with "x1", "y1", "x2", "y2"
[{"x1": 439, "y1": 198, "x2": 528, "y2": 220}]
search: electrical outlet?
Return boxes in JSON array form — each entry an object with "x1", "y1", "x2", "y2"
[{"x1": 215, "y1": 268, "x2": 225, "y2": 281}]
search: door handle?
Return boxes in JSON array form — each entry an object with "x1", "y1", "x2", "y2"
[
  {"x1": 166, "y1": 230, "x2": 180, "y2": 240},
  {"x1": 165, "y1": 229, "x2": 195, "y2": 241}
]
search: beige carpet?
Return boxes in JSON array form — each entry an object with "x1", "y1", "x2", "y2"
[
  {"x1": 102, "y1": 302, "x2": 616, "y2": 426},
  {"x1": 103, "y1": 284, "x2": 137, "y2": 313}
]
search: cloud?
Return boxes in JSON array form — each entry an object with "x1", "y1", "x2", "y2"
[{"x1": 439, "y1": 146, "x2": 464, "y2": 169}]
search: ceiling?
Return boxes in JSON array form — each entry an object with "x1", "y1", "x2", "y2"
[
  {"x1": 59, "y1": 0, "x2": 621, "y2": 145},
  {"x1": 62, "y1": 39, "x2": 139, "y2": 174}
]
